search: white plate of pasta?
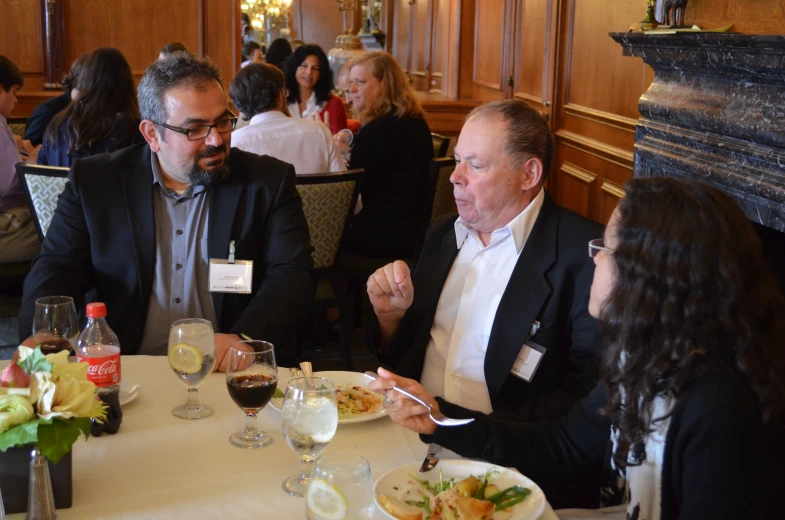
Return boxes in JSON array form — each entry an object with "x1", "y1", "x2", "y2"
[{"x1": 268, "y1": 370, "x2": 387, "y2": 425}]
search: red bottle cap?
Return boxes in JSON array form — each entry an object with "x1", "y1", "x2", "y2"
[{"x1": 86, "y1": 302, "x2": 107, "y2": 318}]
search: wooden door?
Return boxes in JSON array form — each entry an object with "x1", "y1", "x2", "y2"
[
  {"x1": 549, "y1": 0, "x2": 650, "y2": 223},
  {"x1": 472, "y1": 0, "x2": 509, "y2": 101},
  {"x1": 510, "y1": 0, "x2": 557, "y2": 122}
]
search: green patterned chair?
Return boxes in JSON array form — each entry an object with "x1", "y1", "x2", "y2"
[
  {"x1": 15, "y1": 163, "x2": 70, "y2": 241},
  {"x1": 296, "y1": 169, "x2": 364, "y2": 369},
  {"x1": 431, "y1": 133, "x2": 451, "y2": 158},
  {"x1": 429, "y1": 157, "x2": 457, "y2": 222},
  {"x1": 7, "y1": 117, "x2": 27, "y2": 138}
]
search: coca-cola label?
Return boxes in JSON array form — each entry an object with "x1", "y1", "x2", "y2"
[{"x1": 77, "y1": 352, "x2": 122, "y2": 387}]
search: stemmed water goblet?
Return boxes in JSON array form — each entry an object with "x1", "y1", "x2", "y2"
[
  {"x1": 32, "y1": 296, "x2": 79, "y2": 354},
  {"x1": 281, "y1": 377, "x2": 338, "y2": 497},
  {"x1": 225, "y1": 340, "x2": 277, "y2": 448},
  {"x1": 167, "y1": 318, "x2": 216, "y2": 420}
]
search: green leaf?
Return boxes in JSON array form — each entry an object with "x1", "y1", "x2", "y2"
[
  {"x1": 36, "y1": 418, "x2": 83, "y2": 464},
  {"x1": 73, "y1": 417, "x2": 92, "y2": 441},
  {"x1": 273, "y1": 388, "x2": 284, "y2": 399},
  {"x1": 19, "y1": 347, "x2": 53, "y2": 375},
  {"x1": 0, "y1": 419, "x2": 42, "y2": 451}
]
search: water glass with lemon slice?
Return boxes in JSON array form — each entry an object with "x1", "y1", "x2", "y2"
[
  {"x1": 306, "y1": 453, "x2": 374, "y2": 520},
  {"x1": 282, "y1": 377, "x2": 338, "y2": 496},
  {"x1": 168, "y1": 318, "x2": 217, "y2": 419}
]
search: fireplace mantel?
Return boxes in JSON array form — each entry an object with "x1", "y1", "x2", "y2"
[{"x1": 610, "y1": 32, "x2": 785, "y2": 232}]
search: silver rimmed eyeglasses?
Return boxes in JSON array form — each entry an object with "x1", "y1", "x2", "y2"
[
  {"x1": 588, "y1": 238, "x2": 613, "y2": 258},
  {"x1": 152, "y1": 116, "x2": 238, "y2": 141}
]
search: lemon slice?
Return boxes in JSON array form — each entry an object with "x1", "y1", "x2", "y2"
[
  {"x1": 306, "y1": 479, "x2": 348, "y2": 520},
  {"x1": 168, "y1": 343, "x2": 203, "y2": 374}
]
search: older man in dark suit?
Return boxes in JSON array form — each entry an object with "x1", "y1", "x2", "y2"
[
  {"x1": 19, "y1": 52, "x2": 315, "y2": 371},
  {"x1": 367, "y1": 99, "x2": 603, "y2": 427}
]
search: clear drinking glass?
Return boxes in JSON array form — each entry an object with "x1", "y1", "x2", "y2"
[
  {"x1": 168, "y1": 318, "x2": 216, "y2": 420},
  {"x1": 32, "y1": 296, "x2": 79, "y2": 354},
  {"x1": 306, "y1": 453, "x2": 374, "y2": 520},
  {"x1": 281, "y1": 377, "x2": 338, "y2": 497},
  {"x1": 226, "y1": 340, "x2": 277, "y2": 448}
]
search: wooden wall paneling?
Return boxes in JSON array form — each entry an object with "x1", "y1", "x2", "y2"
[
  {"x1": 2, "y1": 0, "x2": 44, "y2": 102},
  {"x1": 391, "y1": 0, "x2": 411, "y2": 74},
  {"x1": 511, "y1": 0, "x2": 554, "y2": 119},
  {"x1": 291, "y1": 0, "x2": 345, "y2": 55},
  {"x1": 457, "y1": 0, "x2": 476, "y2": 98},
  {"x1": 427, "y1": 0, "x2": 451, "y2": 94},
  {"x1": 685, "y1": 0, "x2": 785, "y2": 34},
  {"x1": 599, "y1": 179, "x2": 624, "y2": 224},
  {"x1": 548, "y1": 0, "x2": 647, "y2": 222},
  {"x1": 557, "y1": 161, "x2": 596, "y2": 217},
  {"x1": 472, "y1": 0, "x2": 507, "y2": 101},
  {"x1": 64, "y1": 0, "x2": 202, "y2": 81},
  {"x1": 204, "y1": 0, "x2": 240, "y2": 86},
  {"x1": 408, "y1": 0, "x2": 432, "y2": 92}
]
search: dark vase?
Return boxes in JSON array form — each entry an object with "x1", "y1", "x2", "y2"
[{"x1": 0, "y1": 445, "x2": 72, "y2": 514}]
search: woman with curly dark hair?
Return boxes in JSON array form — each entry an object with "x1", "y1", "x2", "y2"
[
  {"x1": 38, "y1": 47, "x2": 143, "y2": 167},
  {"x1": 371, "y1": 177, "x2": 785, "y2": 518},
  {"x1": 283, "y1": 44, "x2": 347, "y2": 135}
]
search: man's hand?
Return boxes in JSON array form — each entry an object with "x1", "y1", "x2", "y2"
[
  {"x1": 367, "y1": 260, "x2": 414, "y2": 319},
  {"x1": 368, "y1": 367, "x2": 437, "y2": 435},
  {"x1": 333, "y1": 130, "x2": 352, "y2": 155},
  {"x1": 213, "y1": 333, "x2": 243, "y2": 372}
]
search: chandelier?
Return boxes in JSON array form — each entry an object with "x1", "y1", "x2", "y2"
[{"x1": 242, "y1": 0, "x2": 293, "y2": 37}]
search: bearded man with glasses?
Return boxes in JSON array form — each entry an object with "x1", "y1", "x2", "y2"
[{"x1": 19, "y1": 52, "x2": 316, "y2": 370}]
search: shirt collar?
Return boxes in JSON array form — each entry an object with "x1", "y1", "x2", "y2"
[
  {"x1": 454, "y1": 188, "x2": 545, "y2": 254},
  {"x1": 151, "y1": 152, "x2": 206, "y2": 198},
  {"x1": 249, "y1": 111, "x2": 289, "y2": 126}
]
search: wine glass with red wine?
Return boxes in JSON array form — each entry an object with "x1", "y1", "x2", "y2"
[
  {"x1": 33, "y1": 296, "x2": 80, "y2": 355},
  {"x1": 226, "y1": 340, "x2": 277, "y2": 448}
]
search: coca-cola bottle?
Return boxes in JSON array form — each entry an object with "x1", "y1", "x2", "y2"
[{"x1": 76, "y1": 302, "x2": 123, "y2": 436}]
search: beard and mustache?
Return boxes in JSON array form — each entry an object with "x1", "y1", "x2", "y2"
[{"x1": 188, "y1": 144, "x2": 230, "y2": 186}]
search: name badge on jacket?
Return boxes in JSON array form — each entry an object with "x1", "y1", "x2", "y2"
[
  {"x1": 209, "y1": 241, "x2": 253, "y2": 294},
  {"x1": 510, "y1": 321, "x2": 545, "y2": 382}
]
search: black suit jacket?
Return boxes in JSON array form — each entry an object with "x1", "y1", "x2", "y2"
[
  {"x1": 23, "y1": 91, "x2": 71, "y2": 146},
  {"x1": 19, "y1": 144, "x2": 316, "y2": 364},
  {"x1": 372, "y1": 193, "x2": 604, "y2": 420}
]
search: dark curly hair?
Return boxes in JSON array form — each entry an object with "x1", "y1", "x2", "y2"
[
  {"x1": 600, "y1": 177, "x2": 785, "y2": 471},
  {"x1": 229, "y1": 63, "x2": 285, "y2": 120},
  {"x1": 283, "y1": 44, "x2": 333, "y2": 106},
  {"x1": 265, "y1": 38, "x2": 292, "y2": 70}
]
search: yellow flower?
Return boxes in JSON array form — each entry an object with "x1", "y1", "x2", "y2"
[
  {"x1": 0, "y1": 394, "x2": 35, "y2": 433},
  {"x1": 30, "y1": 372, "x2": 105, "y2": 421},
  {"x1": 46, "y1": 350, "x2": 89, "y2": 382}
]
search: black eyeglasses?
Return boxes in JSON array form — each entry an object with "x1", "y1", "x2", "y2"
[{"x1": 152, "y1": 116, "x2": 238, "y2": 141}]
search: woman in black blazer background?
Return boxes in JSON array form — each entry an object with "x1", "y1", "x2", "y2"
[{"x1": 341, "y1": 51, "x2": 433, "y2": 258}]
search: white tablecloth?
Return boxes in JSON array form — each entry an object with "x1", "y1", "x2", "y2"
[{"x1": 4, "y1": 356, "x2": 558, "y2": 519}]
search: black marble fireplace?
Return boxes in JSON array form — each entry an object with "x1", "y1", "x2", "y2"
[{"x1": 611, "y1": 32, "x2": 785, "y2": 281}]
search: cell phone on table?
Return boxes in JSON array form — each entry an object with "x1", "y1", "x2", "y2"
[{"x1": 19, "y1": 149, "x2": 29, "y2": 157}]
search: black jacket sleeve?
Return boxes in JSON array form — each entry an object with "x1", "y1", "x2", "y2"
[
  {"x1": 422, "y1": 383, "x2": 612, "y2": 509},
  {"x1": 228, "y1": 164, "x2": 316, "y2": 364},
  {"x1": 24, "y1": 105, "x2": 55, "y2": 147}
]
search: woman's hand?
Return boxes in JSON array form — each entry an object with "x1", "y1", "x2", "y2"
[{"x1": 368, "y1": 367, "x2": 438, "y2": 435}]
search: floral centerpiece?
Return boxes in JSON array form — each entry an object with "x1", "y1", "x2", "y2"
[{"x1": 0, "y1": 346, "x2": 107, "y2": 464}]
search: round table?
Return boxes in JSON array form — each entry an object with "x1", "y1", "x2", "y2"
[{"x1": 3, "y1": 356, "x2": 558, "y2": 519}]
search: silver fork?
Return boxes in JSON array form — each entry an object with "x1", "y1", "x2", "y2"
[{"x1": 363, "y1": 372, "x2": 474, "y2": 427}]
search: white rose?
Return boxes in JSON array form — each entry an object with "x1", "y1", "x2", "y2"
[{"x1": 30, "y1": 372, "x2": 100, "y2": 420}]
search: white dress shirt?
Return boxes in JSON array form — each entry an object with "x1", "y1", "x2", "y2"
[
  {"x1": 420, "y1": 188, "x2": 545, "y2": 414},
  {"x1": 231, "y1": 111, "x2": 346, "y2": 174},
  {"x1": 287, "y1": 91, "x2": 323, "y2": 120}
]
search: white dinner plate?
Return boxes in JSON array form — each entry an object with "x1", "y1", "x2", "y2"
[
  {"x1": 374, "y1": 459, "x2": 546, "y2": 520},
  {"x1": 268, "y1": 370, "x2": 387, "y2": 425},
  {"x1": 119, "y1": 381, "x2": 140, "y2": 407}
]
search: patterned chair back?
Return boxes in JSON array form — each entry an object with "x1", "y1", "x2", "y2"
[
  {"x1": 8, "y1": 117, "x2": 27, "y2": 138},
  {"x1": 430, "y1": 157, "x2": 457, "y2": 222},
  {"x1": 296, "y1": 169, "x2": 364, "y2": 270},
  {"x1": 15, "y1": 163, "x2": 70, "y2": 241}
]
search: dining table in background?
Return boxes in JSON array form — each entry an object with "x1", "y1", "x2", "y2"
[{"x1": 1, "y1": 356, "x2": 558, "y2": 519}]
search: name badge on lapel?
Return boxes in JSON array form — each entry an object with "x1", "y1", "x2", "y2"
[
  {"x1": 209, "y1": 240, "x2": 253, "y2": 294},
  {"x1": 510, "y1": 321, "x2": 545, "y2": 383}
]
